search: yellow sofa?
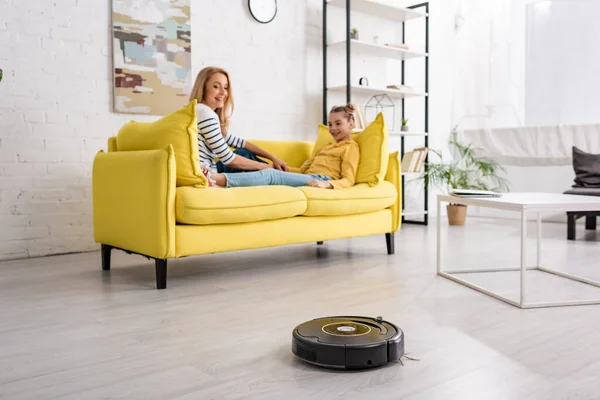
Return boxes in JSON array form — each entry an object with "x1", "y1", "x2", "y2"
[{"x1": 92, "y1": 137, "x2": 402, "y2": 289}]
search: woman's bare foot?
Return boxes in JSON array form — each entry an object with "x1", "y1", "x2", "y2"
[{"x1": 213, "y1": 173, "x2": 227, "y2": 187}]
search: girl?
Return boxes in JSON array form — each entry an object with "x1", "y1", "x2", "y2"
[
  {"x1": 189, "y1": 67, "x2": 288, "y2": 175},
  {"x1": 212, "y1": 103, "x2": 360, "y2": 190}
]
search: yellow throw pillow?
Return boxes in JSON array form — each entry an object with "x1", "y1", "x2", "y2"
[
  {"x1": 312, "y1": 125, "x2": 335, "y2": 158},
  {"x1": 116, "y1": 100, "x2": 207, "y2": 188},
  {"x1": 312, "y1": 112, "x2": 389, "y2": 187}
]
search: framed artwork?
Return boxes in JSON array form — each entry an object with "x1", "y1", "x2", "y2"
[{"x1": 112, "y1": 0, "x2": 191, "y2": 115}]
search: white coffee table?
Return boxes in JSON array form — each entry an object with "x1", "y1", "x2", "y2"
[{"x1": 437, "y1": 192, "x2": 600, "y2": 309}]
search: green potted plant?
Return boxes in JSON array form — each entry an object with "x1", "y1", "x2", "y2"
[
  {"x1": 351, "y1": 28, "x2": 359, "y2": 40},
  {"x1": 420, "y1": 139, "x2": 510, "y2": 225},
  {"x1": 401, "y1": 118, "x2": 409, "y2": 132}
]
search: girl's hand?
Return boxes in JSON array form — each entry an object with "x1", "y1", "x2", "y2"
[
  {"x1": 307, "y1": 180, "x2": 333, "y2": 189},
  {"x1": 271, "y1": 157, "x2": 288, "y2": 171}
]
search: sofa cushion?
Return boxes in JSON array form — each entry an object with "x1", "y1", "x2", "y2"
[
  {"x1": 116, "y1": 100, "x2": 208, "y2": 188},
  {"x1": 572, "y1": 146, "x2": 600, "y2": 188},
  {"x1": 312, "y1": 113, "x2": 389, "y2": 187},
  {"x1": 299, "y1": 181, "x2": 397, "y2": 217},
  {"x1": 176, "y1": 186, "x2": 307, "y2": 225}
]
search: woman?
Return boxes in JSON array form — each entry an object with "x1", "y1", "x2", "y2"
[
  {"x1": 212, "y1": 103, "x2": 360, "y2": 190},
  {"x1": 189, "y1": 66, "x2": 288, "y2": 176}
]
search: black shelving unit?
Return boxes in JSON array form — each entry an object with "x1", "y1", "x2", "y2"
[{"x1": 322, "y1": 0, "x2": 429, "y2": 225}]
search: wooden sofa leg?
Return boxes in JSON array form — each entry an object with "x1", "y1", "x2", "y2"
[
  {"x1": 155, "y1": 259, "x2": 168, "y2": 290},
  {"x1": 385, "y1": 233, "x2": 395, "y2": 255},
  {"x1": 101, "y1": 245, "x2": 112, "y2": 271},
  {"x1": 567, "y1": 213, "x2": 576, "y2": 240},
  {"x1": 586, "y1": 216, "x2": 597, "y2": 230},
  {"x1": 317, "y1": 241, "x2": 324, "y2": 245}
]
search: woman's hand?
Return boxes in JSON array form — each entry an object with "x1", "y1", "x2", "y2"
[
  {"x1": 307, "y1": 180, "x2": 333, "y2": 189},
  {"x1": 271, "y1": 157, "x2": 288, "y2": 172}
]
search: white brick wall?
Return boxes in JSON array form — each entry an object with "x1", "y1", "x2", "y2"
[{"x1": 0, "y1": 0, "x2": 323, "y2": 260}]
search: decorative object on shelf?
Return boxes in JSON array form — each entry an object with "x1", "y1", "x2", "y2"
[
  {"x1": 112, "y1": 0, "x2": 191, "y2": 115},
  {"x1": 248, "y1": 0, "x2": 278, "y2": 24},
  {"x1": 419, "y1": 139, "x2": 510, "y2": 225},
  {"x1": 386, "y1": 84, "x2": 413, "y2": 92},
  {"x1": 365, "y1": 94, "x2": 395, "y2": 131},
  {"x1": 401, "y1": 118, "x2": 409, "y2": 132},
  {"x1": 373, "y1": 36, "x2": 380, "y2": 45},
  {"x1": 358, "y1": 77, "x2": 369, "y2": 86},
  {"x1": 385, "y1": 42, "x2": 410, "y2": 50},
  {"x1": 351, "y1": 28, "x2": 359, "y2": 40}
]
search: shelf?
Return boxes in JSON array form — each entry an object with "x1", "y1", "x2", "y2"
[
  {"x1": 328, "y1": 85, "x2": 427, "y2": 99},
  {"x1": 402, "y1": 210, "x2": 428, "y2": 217},
  {"x1": 327, "y1": 0, "x2": 427, "y2": 22},
  {"x1": 328, "y1": 40, "x2": 427, "y2": 61},
  {"x1": 389, "y1": 131, "x2": 428, "y2": 136}
]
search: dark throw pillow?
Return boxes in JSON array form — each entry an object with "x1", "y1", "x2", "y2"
[{"x1": 572, "y1": 146, "x2": 600, "y2": 188}]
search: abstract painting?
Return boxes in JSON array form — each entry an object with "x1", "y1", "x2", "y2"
[{"x1": 112, "y1": 0, "x2": 191, "y2": 115}]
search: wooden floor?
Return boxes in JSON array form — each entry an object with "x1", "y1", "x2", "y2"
[{"x1": 1, "y1": 217, "x2": 600, "y2": 399}]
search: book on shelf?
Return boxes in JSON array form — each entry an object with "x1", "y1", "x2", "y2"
[
  {"x1": 401, "y1": 151, "x2": 416, "y2": 173},
  {"x1": 401, "y1": 147, "x2": 428, "y2": 173},
  {"x1": 354, "y1": 105, "x2": 366, "y2": 130}
]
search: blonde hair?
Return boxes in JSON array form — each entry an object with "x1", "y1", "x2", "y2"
[
  {"x1": 189, "y1": 66, "x2": 234, "y2": 134},
  {"x1": 329, "y1": 103, "x2": 356, "y2": 122}
]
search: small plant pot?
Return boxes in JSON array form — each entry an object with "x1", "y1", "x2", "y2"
[
  {"x1": 447, "y1": 204, "x2": 467, "y2": 226},
  {"x1": 351, "y1": 32, "x2": 359, "y2": 40},
  {"x1": 400, "y1": 125, "x2": 409, "y2": 132}
]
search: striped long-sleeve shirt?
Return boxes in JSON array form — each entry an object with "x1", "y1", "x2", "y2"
[{"x1": 196, "y1": 103, "x2": 246, "y2": 172}]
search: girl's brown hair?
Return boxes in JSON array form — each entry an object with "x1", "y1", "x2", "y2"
[
  {"x1": 189, "y1": 66, "x2": 234, "y2": 134},
  {"x1": 329, "y1": 103, "x2": 356, "y2": 122}
]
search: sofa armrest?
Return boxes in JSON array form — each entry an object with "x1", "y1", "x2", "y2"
[
  {"x1": 248, "y1": 140, "x2": 314, "y2": 168},
  {"x1": 92, "y1": 145, "x2": 176, "y2": 259},
  {"x1": 385, "y1": 152, "x2": 402, "y2": 232}
]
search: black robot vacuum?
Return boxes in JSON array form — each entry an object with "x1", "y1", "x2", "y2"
[{"x1": 292, "y1": 316, "x2": 404, "y2": 369}]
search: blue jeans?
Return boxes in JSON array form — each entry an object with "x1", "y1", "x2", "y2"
[
  {"x1": 224, "y1": 169, "x2": 332, "y2": 188},
  {"x1": 216, "y1": 148, "x2": 267, "y2": 173}
]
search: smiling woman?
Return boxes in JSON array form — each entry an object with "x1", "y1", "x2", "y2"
[{"x1": 188, "y1": 66, "x2": 289, "y2": 178}]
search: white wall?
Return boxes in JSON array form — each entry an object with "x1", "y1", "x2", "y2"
[
  {"x1": 0, "y1": 0, "x2": 322, "y2": 260},
  {"x1": 525, "y1": 0, "x2": 600, "y2": 126}
]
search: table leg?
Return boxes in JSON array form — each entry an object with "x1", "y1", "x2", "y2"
[
  {"x1": 437, "y1": 198, "x2": 441, "y2": 274},
  {"x1": 520, "y1": 210, "x2": 528, "y2": 307}
]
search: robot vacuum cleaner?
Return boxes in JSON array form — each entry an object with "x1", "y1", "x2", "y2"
[{"x1": 292, "y1": 316, "x2": 404, "y2": 369}]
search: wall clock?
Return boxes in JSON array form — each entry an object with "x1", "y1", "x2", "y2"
[{"x1": 249, "y1": 0, "x2": 277, "y2": 24}]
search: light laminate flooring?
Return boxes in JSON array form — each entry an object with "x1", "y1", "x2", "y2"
[{"x1": 1, "y1": 218, "x2": 600, "y2": 399}]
